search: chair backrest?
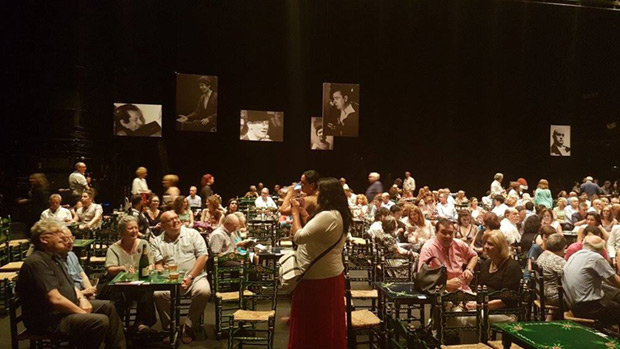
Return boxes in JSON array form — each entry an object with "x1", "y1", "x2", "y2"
[
  {"x1": 8, "y1": 281, "x2": 23, "y2": 349},
  {"x1": 213, "y1": 253, "x2": 249, "y2": 293},
  {"x1": 487, "y1": 280, "x2": 532, "y2": 322},
  {"x1": 239, "y1": 262, "x2": 279, "y2": 311},
  {"x1": 344, "y1": 240, "x2": 376, "y2": 283},
  {"x1": 530, "y1": 260, "x2": 546, "y2": 321},
  {"x1": 380, "y1": 251, "x2": 414, "y2": 282},
  {"x1": 436, "y1": 286, "x2": 487, "y2": 344}
]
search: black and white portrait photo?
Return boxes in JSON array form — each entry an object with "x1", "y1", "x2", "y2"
[
  {"x1": 176, "y1": 73, "x2": 218, "y2": 132},
  {"x1": 550, "y1": 125, "x2": 571, "y2": 157},
  {"x1": 311, "y1": 117, "x2": 333, "y2": 150},
  {"x1": 240, "y1": 110, "x2": 284, "y2": 142},
  {"x1": 113, "y1": 103, "x2": 162, "y2": 137},
  {"x1": 322, "y1": 82, "x2": 359, "y2": 137}
]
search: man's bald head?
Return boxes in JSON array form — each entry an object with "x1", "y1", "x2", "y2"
[
  {"x1": 583, "y1": 235, "x2": 605, "y2": 254},
  {"x1": 223, "y1": 214, "x2": 240, "y2": 233}
]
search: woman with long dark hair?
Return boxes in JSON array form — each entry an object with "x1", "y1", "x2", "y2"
[{"x1": 288, "y1": 177, "x2": 351, "y2": 349}]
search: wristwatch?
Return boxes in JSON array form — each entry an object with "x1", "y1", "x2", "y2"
[{"x1": 187, "y1": 274, "x2": 194, "y2": 280}]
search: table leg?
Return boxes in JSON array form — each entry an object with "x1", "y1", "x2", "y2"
[
  {"x1": 502, "y1": 336, "x2": 512, "y2": 349},
  {"x1": 170, "y1": 285, "x2": 178, "y2": 347}
]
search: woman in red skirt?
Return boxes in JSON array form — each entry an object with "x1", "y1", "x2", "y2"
[{"x1": 288, "y1": 177, "x2": 352, "y2": 349}]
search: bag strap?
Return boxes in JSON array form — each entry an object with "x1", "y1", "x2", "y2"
[{"x1": 296, "y1": 228, "x2": 346, "y2": 282}]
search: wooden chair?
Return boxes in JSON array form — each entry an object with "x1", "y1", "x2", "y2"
[
  {"x1": 213, "y1": 253, "x2": 250, "y2": 340},
  {"x1": 344, "y1": 252, "x2": 378, "y2": 314},
  {"x1": 436, "y1": 286, "x2": 488, "y2": 347},
  {"x1": 345, "y1": 276, "x2": 382, "y2": 349},
  {"x1": 530, "y1": 261, "x2": 559, "y2": 321},
  {"x1": 0, "y1": 216, "x2": 11, "y2": 267},
  {"x1": 228, "y1": 262, "x2": 278, "y2": 348},
  {"x1": 556, "y1": 278, "x2": 600, "y2": 328},
  {"x1": 379, "y1": 251, "x2": 415, "y2": 283},
  {"x1": 486, "y1": 282, "x2": 532, "y2": 342}
]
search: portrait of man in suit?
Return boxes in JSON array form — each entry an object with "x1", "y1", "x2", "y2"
[
  {"x1": 176, "y1": 74, "x2": 218, "y2": 132},
  {"x1": 550, "y1": 125, "x2": 571, "y2": 157},
  {"x1": 322, "y1": 82, "x2": 359, "y2": 137}
]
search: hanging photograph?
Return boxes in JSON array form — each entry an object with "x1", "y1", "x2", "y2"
[
  {"x1": 240, "y1": 110, "x2": 284, "y2": 142},
  {"x1": 310, "y1": 117, "x2": 333, "y2": 150},
  {"x1": 113, "y1": 103, "x2": 162, "y2": 137},
  {"x1": 175, "y1": 73, "x2": 218, "y2": 132},
  {"x1": 322, "y1": 82, "x2": 359, "y2": 137},
  {"x1": 550, "y1": 125, "x2": 571, "y2": 157}
]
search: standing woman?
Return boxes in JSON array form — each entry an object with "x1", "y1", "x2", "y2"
[
  {"x1": 161, "y1": 174, "x2": 180, "y2": 209},
  {"x1": 534, "y1": 179, "x2": 553, "y2": 209},
  {"x1": 288, "y1": 177, "x2": 350, "y2": 349},
  {"x1": 131, "y1": 167, "x2": 151, "y2": 196}
]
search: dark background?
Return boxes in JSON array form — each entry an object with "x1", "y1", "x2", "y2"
[{"x1": 1, "y1": 0, "x2": 620, "y2": 216}]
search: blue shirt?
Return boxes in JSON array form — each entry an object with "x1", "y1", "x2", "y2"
[{"x1": 62, "y1": 251, "x2": 84, "y2": 290}]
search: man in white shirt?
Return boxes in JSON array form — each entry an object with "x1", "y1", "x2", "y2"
[
  {"x1": 436, "y1": 193, "x2": 457, "y2": 221},
  {"x1": 209, "y1": 214, "x2": 240, "y2": 256},
  {"x1": 152, "y1": 211, "x2": 210, "y2": 344},
  {"x1": 491, "y1": 195, "x2": 508, "y2": 218},
  {"x1": 68, "y1": 162, "x2": 90, "y2": 204},
  {"x1": 564, "y1": 197, "x2": 579, "y2": 224},
  {"x1": 255, "y1": 188, "x2": 277, "y2": 209},
  {"x1": 380, "y1": 192, "x2": 394, "y2": 209},
  {"x1": 343, "y1": 184, "x2": 357, "y2": 207},
  {"x1": 187, "y1": 186, "x2": 202, "y2": 210},
  {"x1": 403, "y1": 171, "x2": 416, "y2": 193},
  {"x1": 500, "y1": 208, "x2": 521, "y2": 245},
  {"x1": 40, "y1": 194, "x2": 73, "y2": 223}
]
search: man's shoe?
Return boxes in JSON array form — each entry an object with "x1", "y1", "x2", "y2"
[{"x1": 181, "y1": 325, "x2": 195, "y2": 344}]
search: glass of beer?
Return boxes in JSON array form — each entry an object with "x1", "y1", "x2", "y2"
[
  {"x1": 168, "y1": 262, "x2": 178, "y2": 272},
  {"x1": 168, "y1": 262, "x2": 179, "y2": 280}
]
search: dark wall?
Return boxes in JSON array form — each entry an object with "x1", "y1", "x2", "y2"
[{"x1": 2, "y1": 0, "x2": 620, "y2": 208}]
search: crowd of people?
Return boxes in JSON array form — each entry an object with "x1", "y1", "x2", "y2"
[{"x1": 13, "y1": 162, "x2": 620, "y2": 347}]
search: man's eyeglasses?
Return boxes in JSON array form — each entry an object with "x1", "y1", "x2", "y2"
[{"x1": 161, "y1": 217, "x2": 180, "y2": 224}]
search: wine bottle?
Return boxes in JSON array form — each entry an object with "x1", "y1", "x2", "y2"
[{"x1": 139, "y1": 246, "x2": 150, "y2": 280}]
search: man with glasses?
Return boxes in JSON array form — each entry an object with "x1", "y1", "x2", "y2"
[
  {"x1": 59, "y1": 228, "x2": 97, "y2": 297},
  {"x1": 152, "y1": 211, "x2": 210, "y2": 344},
  {"x1": 17, "y1": 220, "x2": 125, "y2": 348}
]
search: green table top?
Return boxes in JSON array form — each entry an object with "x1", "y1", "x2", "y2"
[
  {"x1": 109, "y1": 271, "x2": 183, "y2": 286},
  {"x1": 72, "y1": 239, "x2": 95, "y2": 248},
  {"x1": 493, "y1": 320, "x2": 620, "y2": 349}
]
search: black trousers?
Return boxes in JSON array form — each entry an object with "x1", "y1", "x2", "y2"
[
  {"x1": 572, "y1": 288, "x2": 620, "y2": 326},
  {"x1": 58, "y1": 299, "x2": 126, "y2": 349}
]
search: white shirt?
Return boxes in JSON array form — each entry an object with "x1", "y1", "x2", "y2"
[
  {"x1": 208, "y1": 226, "x2": 234, "y2": 255},
  {"x1": 131, "y1": 177, "x2": 149, "y2": 195},
  {"x1": 606, "y1": 225, "x2": 620, "y2": 258},
  {"x1": 255, "y1": 196, "x2": 277, "y2": 209},
  {"x1": 436, "y1": 202, "x2": 457, "y2": 220},
  {"x1": 491, "y1": 203, "x2": 507, "y2": 218},
  {"x1": 347, "y1": 194, "x2": 357, "y2": 207},
  {"x1": 76, "y1": 203, "x2": 103, "y2": 229},
  {"x1": 491, "y1": 180, "x2": 503, "y2": 197},
  {"x1": 40, "y1": 207, "x2": 73, "y2": 223},
  {"x1": 367, "y1": 221, "x2": 384, "y2": 239},
  {"x1": 187, "y1": 195, "x2": 202, "y2": 209},
  {"x1": 294, "y1": 210, "x2": 345, "y2": 279},
  {"x1": 69, "y1": 171, "x2": 88, "y2": 196},
  {"x1": 152, "y1": 226, "x2": 209, "y2": 283},
  {"x1": 500, "y1": 218, "x2": 521, "y2": 244},
  {"x1": 564, "y1": 206, "x2": 578, "y2": 223},
  {"x1": 381, "y1": 201, "x2": 394, "y2": 209},
  {"x1": 403, "y1": 177, "x2": 416, "y2": 192}
]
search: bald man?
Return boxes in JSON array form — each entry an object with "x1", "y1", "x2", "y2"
[
  {"x1": 69, "y1": 162, "x2": 90, "y2": 204},
  {"x1": 255, "y1": 188, "x2": 277, "y2": 209},
  {"x1": 563, "y1": 235, "x2": 620, "y2": 326},
  {"x1": 209, "y1": 214, "x2": 240, "y2": 256}
]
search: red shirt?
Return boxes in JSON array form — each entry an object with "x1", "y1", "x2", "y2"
[
  {"x1": 564, "y1": 242, "x2": 608, "y2": 261},
  {"x1": 418, "y1": 237, "x2": 477, "y2": 291}
]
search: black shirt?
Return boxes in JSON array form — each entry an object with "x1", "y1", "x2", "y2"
[
  {"x1": 16, "y1": 250, "x2": 79, "y2": 334},
  {"x1": 479, "y1": 258, "x2": 523, "y2": 307}
]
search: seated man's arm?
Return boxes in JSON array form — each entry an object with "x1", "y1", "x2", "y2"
[
  {"x1": 607, "y1": 274, "x2": 620, "y2": 289},
  {"x1": 47, "y1": 289, "x2": 87, "y2": 314}
]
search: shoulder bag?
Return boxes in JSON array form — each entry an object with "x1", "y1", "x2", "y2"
[{"x1": 413, "y1": 256, "x2": 447, "y2": 293}]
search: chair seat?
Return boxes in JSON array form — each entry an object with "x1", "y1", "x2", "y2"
[
  {"x1": 442, "y1": 344, "x2": 492, "y2": 349},
  {"x1": 216, "y1": 290, "x2": 255, "y2": 301},
  {"x1": 533, "y1": 299, "x2": 558, "y2": 310},
  {"x1": 350, "y1": 237, "x2": 367, "y2": 246},
  {"x1": 487, "y1": 340, "x2": 522, "y2": 349},
  {"x1": 564, "y1": 311, "x2": 597, "y2": 326},
  {"x1": 0, "y1": 261, "x2": 23, "y2": 272},
  {"x1": 17, "y1": 330, "x2": 54, "y2": 341},
  {"x1": 233, "y1": 309, "x2": 275, "y2": 322},
  {"x1": 351, "y1": 289, "x2": 378, "y2": 299},
  {"x1": 0, "y1": 272, "x2": 18, "y2": 281},
  {"x1": 351, "y1": 309, "x2": 381, "y2": 328},
  {"x1": 9, "y1": 239, "x2": 29, "y2": 247},
  {"x1": 89, "y1": 256, "x2": 106, "y2": 263}
]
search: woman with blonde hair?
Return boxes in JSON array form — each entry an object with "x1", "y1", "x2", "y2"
[
  {"x1": 401, "y1": 204, "x2": 434, "y2": 248},
  {"x1": 350, "y1": 194, "x2": 369, "y2": 219},
  {"x1": 131, "y1": 167, "x2": 151, "y2": 196},
  {"x1": 534, "y1": 179, "x2": 553, "y2": 208}
]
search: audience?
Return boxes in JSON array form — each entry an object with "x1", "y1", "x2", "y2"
[
  {"x1": 255, "y1": 188, "x2": 277, "y2": 209},
  {"x1": 172, "y1": 195, "x2": 194, "y2": 228},
  {"x1": 144, "y1": 195, "x2": 163, "y2": 236},
  {"x1": 499, "y1": 207, "x2": 521, "y2": 245},
  {"x1": 75, "y1": 189, "x2": 103, "y2": 230},
  {"x1": 536, "y1": 233, "x2": 566, "y2": 307},
  {"x1": 187, "y1": 186, "x2": 202, "y2": 210},
  {"x1": 40, "y1": 193, "x2": 73, "y2": 223}
]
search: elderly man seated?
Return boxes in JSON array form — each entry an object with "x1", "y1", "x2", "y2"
[
  {"x1": 17, "y1": 220, "x2": 125, "y2": 349},
  {"x1": 418, "y1": 218, "x2": 478, "y2": 292},
  {"x1": 436, "y1": 193, "x2": 457, "y2": 221},
  {"x1": 209, "y1": 214, "x2": 241, "y2": 257},
  {"x1": 255, "y1": 188, "x2": 277, "y2": 209},
  {"x1": 152, "y1": 211, "x2": 210, "y2": 344},
  {"x1": 499, "y1": 207, "x2": 521, "y2": 245},
  {"x1": 563, "y1": 235, "x2": 620, "y2": 326},
  {"x1": 40, "y1": 194, "x2": 73, "y2": 223}
]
